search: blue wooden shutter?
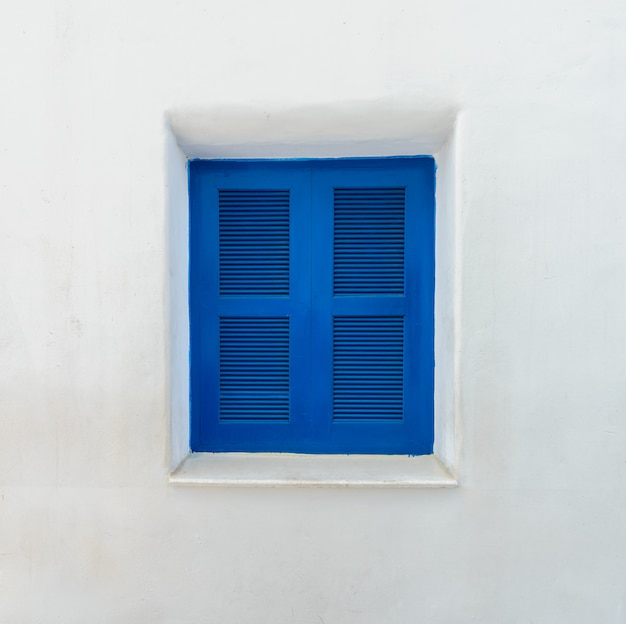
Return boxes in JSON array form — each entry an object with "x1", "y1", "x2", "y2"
[
  {"x1": 190, "y1": 158, "x2": 434, "y2": 454},
  {"x1": 189, "y1": 162, "x2": 311, "y2": 452},
  {"x1": 311, "y1": 160, "x2": 434, "y2": 454}
]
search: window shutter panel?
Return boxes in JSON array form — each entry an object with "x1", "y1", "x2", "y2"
[
  {"x1": 332, "y1": 188, "x2": 407, "y2": 423},
  {"x1": 333, "y1": 316, "x2": 404, "y2": 421},
  {"x1": 217, "y1": 190, "x2": 291, "y2": 423},
  {"x1": 219, "y1": 317, "x2": 290, "y2": 422},
  {"x1": 218, "y1": 189, "x2": 290, "y2": 296},
  {"x1": 311, "y1": 162, "x2": 434, "y2": 454},
  {"x1": 189, "y1": 163, "x2": 311, "y2": 452},
  {"x1": 333, "y1": 187, "x2": 405, "y2": 295}
]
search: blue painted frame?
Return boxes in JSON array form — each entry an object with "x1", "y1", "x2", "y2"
[{"x1": 189, "y1": 157, "x2": 435, "y2": 454}]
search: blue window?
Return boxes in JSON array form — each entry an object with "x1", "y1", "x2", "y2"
[{"x1": 189, "y1": 157, "x2": 434, "y2": 454}]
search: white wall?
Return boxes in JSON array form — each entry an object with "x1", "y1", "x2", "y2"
[{"x1": 1, "y1": 1, "x2": 625, "y2": 622}]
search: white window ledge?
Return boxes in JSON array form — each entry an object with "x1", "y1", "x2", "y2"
[{"x1": 169, "y1": 453, "x2": 458, "y2": 488}]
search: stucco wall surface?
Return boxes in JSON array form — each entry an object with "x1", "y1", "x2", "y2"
[{"x1": 1, "y1": 1, "x2": 625, "y2": 622}]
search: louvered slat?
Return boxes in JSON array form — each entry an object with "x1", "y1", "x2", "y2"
[
  {"x1": 333, "y1": 316, "x2": 404, "y2": 421},
  {"x1": 333, "y1": 188, "x2": 405, "y2": 295},
  {"x1": 219, "y1": 317, "x2": 290, "y2": 421},
  {"x1": 219, "y1": 190, "x2": 290, "y2": 296}
]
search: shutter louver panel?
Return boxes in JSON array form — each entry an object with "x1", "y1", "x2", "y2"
[
  {"x1": 333, "y1": 188, "x2": 405, "y2": 295},
  {"x1": 333, "y1": 316, "x2": 404, "y2": 421},
  {"x1": 219, "y1": 189, "x2": 290, "y2": 296},
  {"x1": 219, "y1": 317, "x2": 290, "y2": 421}
]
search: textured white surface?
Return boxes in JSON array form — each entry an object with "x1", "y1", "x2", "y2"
[{"x1": 1, "y1": 1, "x2": 626, "y2": 622}]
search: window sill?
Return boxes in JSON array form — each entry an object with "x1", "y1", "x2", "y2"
[{"x1": 169, "y1": 453, "x2": 458, "y2": 488}]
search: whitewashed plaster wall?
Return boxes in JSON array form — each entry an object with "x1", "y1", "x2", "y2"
[{"x1": 1, "y1": 1, "x2": 625, "y2": 622}]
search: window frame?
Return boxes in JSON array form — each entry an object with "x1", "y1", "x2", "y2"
[{"x1": 165, "y1": 108, "x2": 460, "y2": 486}]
